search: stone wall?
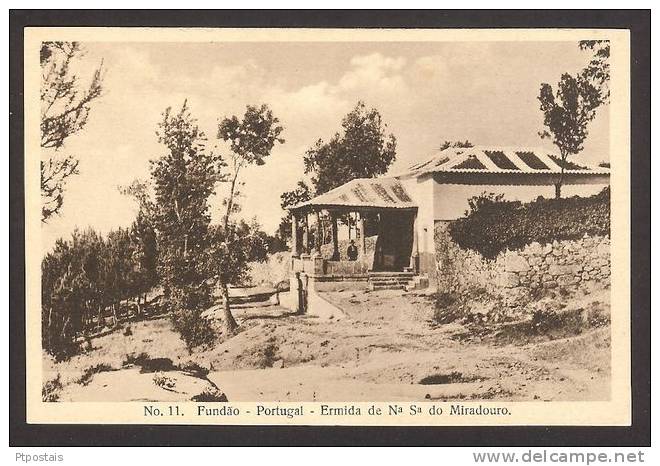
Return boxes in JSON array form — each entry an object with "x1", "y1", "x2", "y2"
[
  {"x1": 248, "y1": 251, "x2": 291, "y2": 286},
  {"x1": 319, "y1": 235, "x2": 377, "y2": 273},
  {"x1": 319, "y1": 235, "x2": 377, "y2": 261},
  {"x1": 434, "y1": 221, "x2": 610, "y2": 316}
]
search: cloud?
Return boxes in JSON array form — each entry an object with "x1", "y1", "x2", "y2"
[
  {"x1": 338, "y1": 52, "x2": 408, "y2": 95},
  {"x1": 42, "y1": 42, "x2": 609, "y2": 251}
]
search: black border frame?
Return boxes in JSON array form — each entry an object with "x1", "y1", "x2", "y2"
[{"x1": 9, "y1": 9, "x2": 650, "y2": 447}]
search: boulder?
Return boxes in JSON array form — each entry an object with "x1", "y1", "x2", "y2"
[
  {"x1": 505, "y1": 254, "x2": 530, "y2": 273},
  {"x1": 500, "y1": 272, "x2": 520, "y2": 288},
  {"x1": 548, "y1": 264, "x2": 582, "y2": 276}
]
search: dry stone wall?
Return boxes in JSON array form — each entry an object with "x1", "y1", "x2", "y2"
[{"x1": 435, "y1": 221, "x2": 610, "y2": 316}]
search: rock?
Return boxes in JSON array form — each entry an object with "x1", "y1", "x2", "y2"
[
  {"x1": 505, "y1": 254, "x2": 530, "y2": 273},
  {"x1": 526, "y1": 242, "x2": 542, "y2": 255},
  {"x1": 557, "y1": 275, "x2": 579, "y2": 287},
  {"x1": 596, "y1": 242, "x2": 610, "y2": 257},
  {"x1": 548, "y1": 264, "x2": 582, "y2": 276},
  {"x1": 272, "y1": 359, "x2": 284, "y2": 369},
  {"x1": 500, "y1": 272, "x2": 520, "y2": 288}
]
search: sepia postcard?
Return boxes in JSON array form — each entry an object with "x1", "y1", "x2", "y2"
[{"x1": 23, "y1": 25, "x2": 633, "y2": 428}]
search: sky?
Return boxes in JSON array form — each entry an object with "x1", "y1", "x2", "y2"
[{"x1": 41, "y1": 40, "x2": 609, "y2": 252}]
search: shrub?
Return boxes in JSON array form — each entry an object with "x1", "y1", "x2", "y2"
[
  {"x1": 179, "y1": 360, "x2": 210, "y2": 378},
  {"x1": 191, "y1": 387, "x2": 228, "y2": 402},
  {"x1": 153, "y1": 371, "x2": 177, "y2": 390},
  {"x1": 255, "y1": 338, "x2": 279, "y2": 368},
  {"x1": 42, "y1": 374, "x2": 63, "y2": 402},
  {"x1": 77, "y1": 363, "x2": 112, "y2": 386},
  {"x1": 171, "y1": 309, "x2": 216, "y2": 350},
  {"x1": 432, "y1": 292, "x2": 462, "y2": 324},
  {"x1": 449, "y1": 187, "x2": 610, "y2": 259},
  {"x1": 122, "y1": 351, "x2": 150, "y2": 367}
]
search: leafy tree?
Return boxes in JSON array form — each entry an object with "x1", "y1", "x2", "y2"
[
  {"x1": 41, "y1": 222, "x2": 160, "y2": 359},
  {"x1": 439, "y1": 140, "x2": 474, "y2": 151},
  {"x1": 538, "y1": 73, "x2": 605, "y2": 198},
  {"x1": 102, "y1": 228, "x2": 134, "y2": 325},
  {"x1": 214, "y1": 104, "x2": 284, "y2": 333},
  {"x1": 538, "y1": 41, "x2": 610, "y2": 198},
  {"x1": 40, "y1": 42, "x2": 104, "y2": 221},
  {"x1": 150, "y1": 101, "x2": 222, "y2": 347},
  {"x1": 205, "y1": 220, "x2": 268, "y2": 292},
  {"x1": 280, "y1": 102, "x2": 396, "y2": 243},
  {"x1": 42, "y1": 228, "x2": 105, "y2": 359},
  {"x1": 303, "y1": 101, "x2": 396, "y2": 194},
  {"x1": 128, "y1": 212, "x2": 159, "y2": 314},
  {"x1": 579, "y1": 40, "x2": 610, "y2": 103},
  {"x1": 119, "y1": 180, "x2": 159, "y2": 313},
  {"x1": 119, "y1": 179, "x2": 157, "y2": 226}
]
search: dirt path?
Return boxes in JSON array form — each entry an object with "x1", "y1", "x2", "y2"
[
  {"x1": 45, "y1": 289, "x2": 611, "y2": 402},
  {"x1": 203, "y1": 289, "x2": 610, "y2": 402}
]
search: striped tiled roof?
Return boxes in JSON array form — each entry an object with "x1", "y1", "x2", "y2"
[
  {"x1": 403, "y1": 146, "x2": 610, "y2": 177},
  {"x1": 290, "y1": 177, "x2": 416, "y2": 211}
]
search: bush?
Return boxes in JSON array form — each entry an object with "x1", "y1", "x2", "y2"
[
  {"x1": 449, "y1": 187, "x2": 610, "y2": 259},
  {"x1": 153, "y1": 372, "x2": 177, "y2": 390},
  {"x1": 432, "y1": 292, "x2": 461, "y2": 324},
  {"x1": 77, "y1": 363, "x2": 112, "y2": 386},
  {"x1": 171, "y1": 309, "x2": 216, "y2": 349},
  {"x1": 179, "y1": 360, "x2": 210, "y2": 378},
  {"x1": 191, "y1": 387, "x2": 228, "y2": 402},
  {"x1": 42, "y1": 374, "x2": 63, "y2": 402}
]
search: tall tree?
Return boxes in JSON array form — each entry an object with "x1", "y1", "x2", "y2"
[
  {"x1": 41, "y1": 228, "x2": 105, "y2": 358},
  {"x1": 579, "y1": 40, "x2": 610, "y2": 103},
  {"x1": 150, "y1": 101, "x2": 222, "y2": 347},
  {"x1": 40, "y1": 42, "x2": 104, "y2": 221},
  {"x1": 120, "y1": 179, "x2": 159, "y2": 313},
  {"x1": 279, "y1": 102, "x2": 396, "y2": 242},
  {"x1": 538, "y1": 73, "x2": 606, "y2": 198},
  {"x1": 204, "y1": 219, "x2": 269, "y2": 312},
  {"x1": 214, "y1": 104, "x2": 284, "y2": 333},
  {"x1": 128, "y1": 212, "x2": 158, "y2": 314},
  {"x1": 303, "y1": 101, "x2": 397, "y2": 194},
  {"x1": 538, "y1": 41, "x2": 610, "y2": 198},
  {"x1": 102, "y1": 228, "x2": 134, "y2": 326}
]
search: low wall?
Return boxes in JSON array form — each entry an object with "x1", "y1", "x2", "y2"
[
  {"x1": 320, "y1": 235, "x2": 376, "y2": 269},
  {"x1": 434, "y1": 221, "x2": 610, "y2": 317},
  {"x1": 248, "y1": 251, "x2": 291, "y2": 286}
]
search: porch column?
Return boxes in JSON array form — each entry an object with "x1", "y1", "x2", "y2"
[
  {"x1": 410, "y1": 210, "x2": 419, "y2": 273},
  {"x1": 303, "y1": 212, "x2": 310, "y2": 254},
  {"x1": 358, "y1": 212, "x2": 366, "y2": 255},
  {"x1": 331, "y1": 211, "x2": 340, "y2": 261},
  {"x1": 291, "y1": 213, "x2": 299, "y2": 256},
  {"x1": 314, "y1": 210, "x2": 322, "y2": 254}
]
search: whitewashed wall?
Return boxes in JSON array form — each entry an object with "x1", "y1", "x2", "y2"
[{"x1": 432, "y1": 180, "x2": 609, "y2": 221}]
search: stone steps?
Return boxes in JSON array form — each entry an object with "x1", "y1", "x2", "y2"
[
  {"x1": 368, "y1": 271, "x2": 416, "y2": 291},
  {"x1": 369, "y1": 283, "x2": 408, "y2": 291}
]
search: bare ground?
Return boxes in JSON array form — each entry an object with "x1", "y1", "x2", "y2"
[{"x1": 43, "y1": 287, "x2": 610, "y2": 402}]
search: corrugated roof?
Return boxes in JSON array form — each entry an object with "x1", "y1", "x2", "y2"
[
  {"x1": 403, "y1": 146, "x2": 610, "y2": 177},
  {"x1": 290, "y1": 177, "x2": 417, "y2": 211}
]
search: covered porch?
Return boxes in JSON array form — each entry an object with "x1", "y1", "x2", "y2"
[{"x1": 288, "y1": 178, "x2": 420, "y2": 280}]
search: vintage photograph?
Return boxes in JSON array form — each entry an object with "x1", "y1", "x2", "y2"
[{"x1": 27, "y1": 28, "x2": 629, "y2": 422}]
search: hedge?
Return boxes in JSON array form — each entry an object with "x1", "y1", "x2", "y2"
[{"x1": 448, "y1": 187, "x2": 610, "y2": 260}]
